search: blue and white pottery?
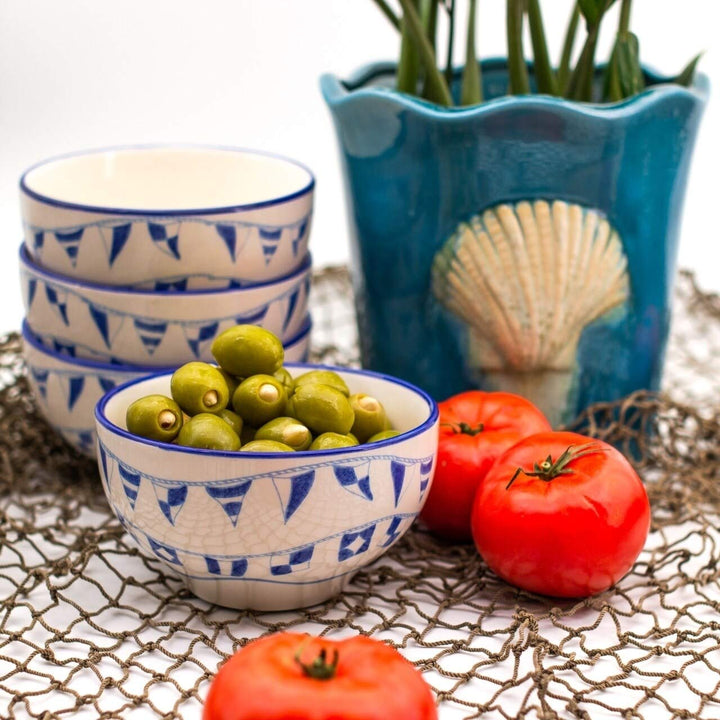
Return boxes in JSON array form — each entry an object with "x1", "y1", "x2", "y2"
[
  {"x1": 20, "y1": 245, "x2": 311, "y2": 366},
  {"x1": 321, "y1": 60, "x2": 708, "y2": 426},
  {"x1": 281, "y1": 314, "x2": 312, "y2": 363},
  {"x1": 95, "y1": 364, "x2": 439, "y2": 611},
  {"x1": 21, "y1": 321, "x2": 171, "y2": 457},
  {"x1": 20, "y1": 145, "x2": 314, "y2": 288}
]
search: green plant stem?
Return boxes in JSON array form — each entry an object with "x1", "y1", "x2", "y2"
[
  {"x1": 527, "y1": 0, "x2": 558, "y2": 95},
  {"x1": 618, "y1": 0, "x2": 632, "y2": 33},
  {"x1": 557, "y1": 3, "x2": 580, "y2": 94},
  {"x1": 397, "y1": 0, "x2": 421, "y2": 95},
  {"x1": 566, "y1": 23, "x2": 600, "y2": 100},
  {"x1": 443, "y1": 0, "x2": 456, "y2": 87},
  {"x1": 398, "y1": 0, "x2": 454, "y2": 105},
  {"x1": 507, "y1": 0, "x2": 530, "y2": 94},
  {"x1": 369, "y1": 0, "x2": 401, "y2": 31},
  {"x1": 421, "y1": 0, "x2": 442, "y2": 100},
  {"x1": 460, "y1": 0, "x2": 482, "y2": 105}
]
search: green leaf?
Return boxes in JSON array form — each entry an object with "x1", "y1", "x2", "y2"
[
  {"x1": 615, "y1": 31, "x2": 644, "y2": 98},
  {"x1": 558, "y1": 4, "x2": 580, "y2": 94},
  {"x1": 397, "y1": 0, "x2": 454, "y2": 105},
  {"x1": 527, "y1": 0, "x2": 558, "y2": 95},
  {"x1": 397, "y1": 1, "x2": 421, "y2": 95},
  {"x1": 601, "y1": 45, "x2": 623, "y2": 102},
  {"x1": 506, "y1": 0, "x2": 530, "y2": 95},
  {"x1": 675, "y1": 52, "x2": 704, "y2": 87},
  {"x1": 460, "y1": 0, "x2": 482, "y2": 105},
  {"x1": 577, "y1": 0, "x2": 604, "y2": 26}
]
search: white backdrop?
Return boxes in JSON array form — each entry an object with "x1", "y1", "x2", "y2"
[{"x1": 0, "y1": 0, "x2": 717, "y2": 335}]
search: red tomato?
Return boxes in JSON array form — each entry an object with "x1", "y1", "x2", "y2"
[
  {"x1": 471, "y1": 430, "x2": 651, "y2": 598},
  {"x1": 203, "y1": 632, "x2": 438, "y2": 720},
  {"x1": 420, "y1": 391, "x2": 551, "y2": 541}
]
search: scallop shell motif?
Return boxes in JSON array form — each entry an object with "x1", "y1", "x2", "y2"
[{"x1": 432, "y1": 199, "x2": 630, "y2": 423}]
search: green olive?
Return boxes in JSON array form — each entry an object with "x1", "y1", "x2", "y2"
[
  {"x1": 255, "y1": 417, "x2": 312, "y2": 451},
  {"x1": 211, "y1": 324, "x2": 284, "y2": 377},
  {"x1": 274, "y1": 366, "x2": 296, "y2": 396},
  {"x1": 294, "y1": 369, "x2": 350, "y2": 397},
  {"x1": 176, "y1": 413, "x2": 241, "y2": 450},
  {"x1": 232, "y1": 374, "x2": 287, "y2": 427},
  {"x1": 240, "y1": 439, "x2": 295, "y2": 453},
  {"x1": 170, "y1": 362, "x2": 229, "y2": 416},
  {"x1": 218, "y1": 408, "x2": 244, "y2": 437},
  {"x1": 309, "y1": 432, "x2": 359, "y2": 450},
  {"x1": 219, "y1": 368, "x2": 241, "y2": 398},
  {"x1": 349, "y1": 393, "x2": 391, "y2": 443},
  {"x1": 367, "y1": 429, "x2": 402, "y2": 443},
  {"x1": 290, "y1": 383, "x2": 355, "y2": 435},
  {"x1": 126, "y1": 394, "x2": 183, "y2": 442}
]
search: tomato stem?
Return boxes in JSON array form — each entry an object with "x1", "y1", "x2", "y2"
[
  {"x1": 441, "y1": 421, "x2": 485, "y2": 436},
  {"x1": 294, "y1": 645, "x2": 339, "y2": 680},
  {"x1": 505, "y1": 442, "x2": 605, "y2": 490}
]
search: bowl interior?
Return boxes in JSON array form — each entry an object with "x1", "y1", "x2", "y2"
[
  {"x1": 100, "y1": 364, "x2": 436, "y2": 449},
  {"x1": 22, "y1": 146, "x2": 314, "y2": 212}
]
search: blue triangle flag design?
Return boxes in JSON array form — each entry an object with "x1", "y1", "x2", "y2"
[
  {"x1": 148, "y1": 537, "x2": 182, "y2": 565},
  {"x1": 272, "y1": 470, "x2": 316, "y2": 523},
  {"x1": 381, "y1": 516, "x2": 404, "y2": 548},
  {"x1": 338, "y1": 524, "x2": 376, "y2": 561},
  {"x1": 205, "y1": 480, "x2": 253, "y2": 526},
  {"x1": 283, "y1": 289, "x2": 300, "y2": 333},
  {"x1": 333, "y1": 461, "x2": 373, "y2": 501},
  {"x1": 107, "y1": 223, "x2": 132, "y2": 266},
  {"x1": 215, "y1": 224, "x2": 237, "y2": 261},
  {"x1": 154, "y1": 279, "x2": 188, "y2": 292},
  {"x1": 98, "y1": 377, "x2": 117, "y2": 394},
  {"x1": 270, "y1": 543, "x2": 314, "y2": 576},
  {"x1": 52, "y1": 340, "x2": 76, "y2": 357},
  {"x1": 391, "y1": 461, "x2": 407, "y2": 507},
  {"x1": 33, "y1": 231, "x2": 45, "y2": 251},
  {"x1": 66, "y1": 376, "x2": 85, "y2": 410},
  {"x1": 45, "y1": 285, "x2": 69, "y2": 325},
  {"x1": 90, "y1": 306, "x2": 111, "y2": 348},
  {"x1": 259, "y1": 227, "x2": 282, "y2": 264},
  {"x1": 293, "y1": 218, "x2": 308, "y2": 256},
  {"x1": 27, "y1": 278, "x2": 37, "y2": 309},
  {"x1": 119, "y1": 464, "x2": 142, "y2": 508},
  {"x1": 30, "y1": 368, "x2": 49, "y2": 398},
  {"x1": 205, "y1": 555, "x2": 248, "y2": 577},
  {"x1": 148, "y1": 222, "x2": 181, "y2": 260},
  {"x1": 420, "y1": 458, "x2": 434, "y2": 496},
  {"x1": 152, "y1": 482, "x2": 188, "y2": 525},
  {"x1": 54, "y1": 228, "x2": 84, "y2": 265},
  {"x1": 183, "y1": 321, "x2": 219, "y2": 358},
  {"x1": 133, "y1": 319, "x2": 168, "y2": 355}
]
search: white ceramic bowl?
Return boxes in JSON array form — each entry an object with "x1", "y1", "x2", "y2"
[
  {"x1": 20, "y1": 244, "x2": 311, "y2": 366},
  {"x1": 21, "y1": 321, "x2": 170, "y2": 457},
  {"x1": 20, "y1": 145, "x2": 314, "y2": 288},
  {"x1": 22, "y1": 317, "x2": 312, "y2": 458},
  {"x1": 94, "y1": 364, "x2": 439, "y2": 611}
]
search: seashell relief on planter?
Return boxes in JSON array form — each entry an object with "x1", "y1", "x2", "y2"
[{"x1": 432, "y1": 199, "x2": 630, "y2": 426}]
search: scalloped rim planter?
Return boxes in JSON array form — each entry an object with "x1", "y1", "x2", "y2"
[{"x1": 321, "y1": 59, "x2": 709, "y2": 425}]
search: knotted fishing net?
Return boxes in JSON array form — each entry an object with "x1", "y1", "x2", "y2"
[{"x1": 1, "y1": 267, "x2": 718, "y2": 719}]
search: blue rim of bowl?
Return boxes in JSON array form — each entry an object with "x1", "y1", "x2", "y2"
[
  {"x1": 21, "y1": 319, "x2": 175, "y2": 373},
  {"x1": 95, "y1": 362, "x2": 439, "y2": 458},
  {"x1": 19, "y1": 144, "x2": 315, "y2": 216},
  {"x1": 18, "y1": 243, "x2": 312, "y2": 296}
]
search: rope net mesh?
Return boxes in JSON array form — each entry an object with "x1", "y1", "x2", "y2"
[{"x1": 0, "y1": 267, "x2": 719, "y2": 719}]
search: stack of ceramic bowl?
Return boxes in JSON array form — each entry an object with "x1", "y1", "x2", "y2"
[{"x1": 19, "y1": 145, "x2": 314, "y2": 457}]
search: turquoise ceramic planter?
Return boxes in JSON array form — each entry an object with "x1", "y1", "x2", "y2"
[{"x1": 321, "y1": 60, "x2": 708, "y2": 425}]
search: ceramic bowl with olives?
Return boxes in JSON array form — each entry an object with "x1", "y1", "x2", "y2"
[{"x1": 94, "y1": 327, "x2": 439, "y2": 611}]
